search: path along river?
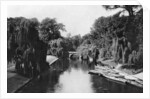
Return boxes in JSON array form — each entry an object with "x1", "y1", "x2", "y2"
[{"x1": 19, "y1": 59, "x2": 142, "y2": 93}]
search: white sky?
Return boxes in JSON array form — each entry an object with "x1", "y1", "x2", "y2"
[{"x1": 7, "y1": 5, "x2": 121, "y2": 37}]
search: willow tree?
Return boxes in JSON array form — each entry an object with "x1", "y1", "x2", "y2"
[
  {"x1": 47, "y1": 38, "x2": 69, "y2": 58},
  {"x1": 7, "y1": 18, "x2": 18, "y2": 62},
  {"x1": 38, "y1": 18, "x2": 67, "y2": 60}
]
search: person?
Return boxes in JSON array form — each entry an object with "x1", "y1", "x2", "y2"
[
  {"x1": 28, "y1": 46, "x2": 37, "y2": 78},
  {"x1": 14, "y1": 54, "x2": 22, "y2": 73},
  {"x1": 15, "y1": 47, "x2": 24, "y2": 73},
  {"x1": 93, "y1": 48, "x2": 99, "y2": 66},
  {"x1": 81, "y1": 54, "x2": 83, "y2": 61}
]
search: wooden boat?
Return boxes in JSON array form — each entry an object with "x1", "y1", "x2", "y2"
[
  {"x1": 126, "y1": 80, "x2": 143, "y2": 88},
  {"x1": 89, "y1": 66, "x2": 143, "y2": 87},
  {"x1": 89, "y1": 67, "x2": 143, "y2": 88},
  {"x1": 89, "y1": 70, "x2": 99, "y2": 75},
  {"x1": 105, "y1": 75, "x2": 127, "y2": 84},
  {"x1": 89, "y1": 69, "x2": 127, "y2": 84},
  {"x1": 89, "y1": 70, "x2": 105, "y2": 76}
]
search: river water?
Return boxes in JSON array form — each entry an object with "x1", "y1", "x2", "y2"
[{"x1": 19, "y1": 59, "x2": 142, "y2": 93}]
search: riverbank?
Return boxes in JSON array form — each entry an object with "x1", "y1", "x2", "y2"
[
  {"x1": 7, "y1": 55, "x2": 59, "y2": 93},
  {"x1": 89, "y1": 58, "x2": 143, "y2": 88},
  {"x1": 97, "y1": 58, "x2": 143, "y2": 76},
  {"x1": 7, "y1": 66, "x2": 31, "y2": 93}
]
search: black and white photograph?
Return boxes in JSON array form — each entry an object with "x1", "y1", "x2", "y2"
[
  {"x1": 6, "y1": 4, "x2": 143, "y2": 93},
  {"x1": 1, "y1": 0, "x2": 150, "y2": 98}
]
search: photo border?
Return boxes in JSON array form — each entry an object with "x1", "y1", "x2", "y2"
[{"x1": 0, "y1": 0, "x2": 149, "y2": 99}]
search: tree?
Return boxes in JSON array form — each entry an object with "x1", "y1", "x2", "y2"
[
  {"x1": 80, "y1": 5, "x2": 143, "y2": 65},
  {"x1": 71, "y1": 34, "x2": 82, "y2": 50},
  {"x1": 102, "y1": 5, "x2": 143, "y2": 49},
  {"x1": 103, "y1": 5, "x2": 142, "y2": 17},
  {"x1": 47, "y1": 38, "x2": 69, "y2": 58},
  {"x1": 38, "y1": 18, "x2": 66, "y2": 43}
]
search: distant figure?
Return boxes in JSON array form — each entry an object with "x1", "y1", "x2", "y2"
[
  {"x1": 15, "y1": 47, "x2": 24, "y2": 73},
  {"x1": 14, "y1": 54, "x2": 22, "y2": 73},
  {"x1": 81, "y1": 55, "x2": 83, "y2": 60},
  {"x1": 81, "y1": 54, "x2": 89, "y2": 63},
  {"x1": 93, "y1": 48, "x2": 99, "y2": 66},
  {"x1": 15, "y1": 47, "x2": 24, "y2": 56}
]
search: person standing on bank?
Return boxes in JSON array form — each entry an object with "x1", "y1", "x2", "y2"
[{"x1": 93, "y1": 48, "x2": 99, "y2": 66}]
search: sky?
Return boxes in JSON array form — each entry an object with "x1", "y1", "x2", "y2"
[{"x1": 7, "y1": 5, "x2": 121, "y2": 37}]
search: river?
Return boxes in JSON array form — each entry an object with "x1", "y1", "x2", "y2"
[{"x1": 19, "y1": 59, "x2": 142, "y2": 93}]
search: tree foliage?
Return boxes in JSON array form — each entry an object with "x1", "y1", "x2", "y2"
[
  {"x1": 7, "y1": 5, "x2": 143, "y2": 68},
  {"x1": 79, "y1": 5, "x2": 143, "y2": 67},
  {"x1": 7, "y1": 17, "x2": 39, "y2": 62},
  {"x1": 47, "y1": 38, "x2": 69, "y2": 58},
  {"x1": 103, "y1": 5, "x2": 142, "y2": 16},
  {"x1": 7, "y1": 17, "x2": 67, "y2": 62},
  {"x1": 38, "y1": 18, "x2": 65, "y2": 43}
]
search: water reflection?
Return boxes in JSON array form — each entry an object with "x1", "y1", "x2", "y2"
[
  {"x1": 19, "y1": 59, "x2": 142, "y2": 93},
  {"x1": 53, "y1": 60, "x2": 142, "y2": 93},
  {"x1": 55, "y1": 61, "x2": 94, "y2": 93}
]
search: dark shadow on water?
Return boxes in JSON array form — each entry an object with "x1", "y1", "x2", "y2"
[
  {"x1": 19, "y1": 59, "x2": 143, "y2": 93},
  {"x1": 92, "y1": 75, "x2": 143, "y2": 93}
]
